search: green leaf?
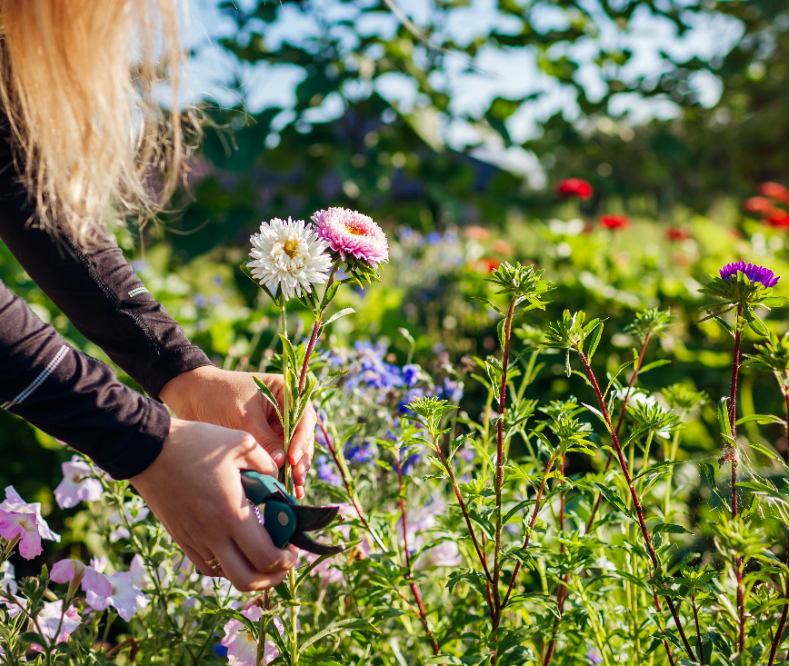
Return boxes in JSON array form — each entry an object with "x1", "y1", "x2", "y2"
[
  {"x1": 322, "y1": 307, "x2": 356, "y2": 328},
  {"x1": 586, "y1": 322, "x2": 604, "y2": 362},
  {"x1": 20, "y1": 632, "x2": 47, "y2": 648},
  {"x1": 651, "y1": 522, "x2": 692, "y2": 534},
  {"x1": 592, "y1": 482, "x2": 631, "y2": 518},
  {"x1": 734, "y1": 413, "x2": 785, "y2": 427},
  {"x1": 638, "y1": 359, "x2": 671, "y2": 375},
  {"x1": 298, "y1": 618, "x2": 378, "y2": 653},
  {"x1": 718, "y1": 397, "x2": 733, "y2": 443},
  {"x1": 747, "y1": 313, "x2": 770, "y2": 337},
  {"x1": 253, "y1": 376, "x2": 283, "y2": 425},
  {"x1": 425, "y1": 657, "x2": 465, "y2": 665}
]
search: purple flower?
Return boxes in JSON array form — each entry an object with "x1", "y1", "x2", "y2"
[
  {"x1": 585, "y1": 645, "x2": 603, "y2": 665},
  {"x1": 194, "y1": 293, "x2": 207, "y2": 308},
  {"x1": 720, "y1": 261, "x2": 780, "y2": 287},
  {"x1": 437, "y1": 378, "x2": 464, "y2": 403},
  {"x1": 399, "y1": 388, "x2": 425, "y2": 415},
  {"x1": 311, "y1": 207, "x2": 389, "y2": 268},
  {"x1": 221, "y1": 605, "x2": 279, "y2": 665},
  {"x1": 344, "y1": 440, "x2": 373, "y2": 464},
  {"x1": 427, "y1": 231, "x2": 442, "y2": 246},
  {"x1": 87, "y1": 570, "x2": 148, "y2": 621},
  {"x1": 316, "y1": 456, "x2": 342, "y2": 485},
  {"x1": 401, "y1": 452, "x2": 421, "y2": 475},
  {"x1": 402, "y1": 364, "x2": 420, "y2": 387}
]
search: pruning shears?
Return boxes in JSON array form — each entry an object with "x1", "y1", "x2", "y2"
[{"x1": 240, "y1": 470, "x2": 344, "y2": 556}]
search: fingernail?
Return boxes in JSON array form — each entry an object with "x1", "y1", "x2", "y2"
[
  {"x1": 296, "y1": 485, "x2": 304, "y2": 500},
  {"x1": 272, "y1": 450, "x2": 285, "y2": 466},
  {"x1": 290, "y1": 449, "x2": 303, "y2": 466}
]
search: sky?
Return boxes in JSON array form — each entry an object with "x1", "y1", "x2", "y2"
[{"x1": 180, "y1": 0, "x2": 743, "y2": 184}]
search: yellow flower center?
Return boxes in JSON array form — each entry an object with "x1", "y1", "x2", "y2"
[
  {"x1": 282, "y1": 238, "x2": 300, "y2": 259},
  {"x1": 345, "y1": 221, "x2": 368, "y2": 236},
  {"x1": 246, "y1": 632, "x2": 255, "y2": 643}
]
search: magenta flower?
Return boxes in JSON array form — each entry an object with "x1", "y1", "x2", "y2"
[
  {"x1": 51, "y1": 559, "x2": 112, "y2": 598},
  {"x1": 719, "y1": 261, "x2": 780, "y2": 287},
  {"x1": 86, "y1": 570, "x2": 148, "y2": 621},
  {"x1": 0, "y1": 486, "x2": 59, "y2": 542},
  {"x1": 54, "y1": 456, "x2": 103, "y2": 509},
  {"x1": 221, "y1": 605, "x2": 279, "y2": 666},
  {"x1": 30, "y1": 600, "x2": 81, "y2": 650},
  {"x1": 312, "y1": 207, "x2": 389, "y2": 268}
]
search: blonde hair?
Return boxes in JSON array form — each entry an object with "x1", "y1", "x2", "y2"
[{"x1": 0, "y1": 0, "x2": 185, "y2": 245}]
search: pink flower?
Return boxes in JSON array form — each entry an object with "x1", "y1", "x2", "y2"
[
  {"x1": 0, "y1": 512, "x2": 43, "y2": 559},
  {"x1": 0, "y1": 486, "x2": 59, "y2": 542},
  {"x1": 0, "y1": 594, "x2": 28, "y2": 618},
  {"x1": 30, "y1": 600, "x2": 81, "y2": 650},
  {"x1": 86, "y1": 571, "x2": 148, "y2": 621},
  {"x1": 311, "y1": 207, "x2": 389, "y2": 268},
  {"x1": 108, "y1": 497, "x2": 150, "y2": 542},
  {"x1": 417, "y1": 540, "x2": 461, "y2": 569},
  {"x1": 51, "y1": 559, "x2": 112, "y2": 598},
  {"x1": 221, "y1": 605, "x2": 279, "y2": 666},
  {"x1": 54, "y1": 457, "x2": 103, "y2": 509}
]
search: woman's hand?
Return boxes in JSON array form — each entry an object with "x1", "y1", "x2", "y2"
[
  {"x1": 159, "y1": 366, "x2": 315, "y2": 499},
  {"x1": 131, "y1": 419, "x2": 298, "y2": 592}
]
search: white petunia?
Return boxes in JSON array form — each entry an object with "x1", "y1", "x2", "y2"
[{"x1": 247, "y1": 217, "x2": 332, "y2": 301}]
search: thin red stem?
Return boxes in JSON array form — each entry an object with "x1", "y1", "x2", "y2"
[
  {"x1": 396, "y1": 451, "x2": 440, "y2": 655},
  {"x1": 577, "y1": 349, "x2": 696, "y2": 663},
  {"x1": 691, "y1": 594, "x2": 704, "y2": 665},
  {"x1": 542, "y1": 454, "x2": 567, "y2": 666},
  {"x1": 586, "y1": 331, "x2": 651, "y2": 533},
  {"x1": 501, "y1": 453, "x2": 557, "y2": 609},
  {"x1": 298, "y1": 317, "x2": 322, "y2": 395},
  {"x1": 493, "y1": 296, "x2": 517, "y2": 626}
]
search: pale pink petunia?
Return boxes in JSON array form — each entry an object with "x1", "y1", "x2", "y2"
[
  {"x1": 51, "y1": 559, "x2": 112, "y2": 598},
  {"x1": 30, "y1": 600, "x2": 81, "y2": 650},
  {"x1": 0, "y1": 594, "x2": 28, "y2": 619},
  {"x1": 86, "y1": 571, "x2": 148, "y2": 621},
  {"x1": 311, "y1": 207, "x2": 389, "y2": 268},
  {"x1": 1, "y1": 561, "x2": 17, "y2": 595},
  {"x1": 108, "y1": 497, "x2": 150, "y2": 542},
  {"x1": 416, "y1": 540, "x2": 462, "y2": 569},
  {"x1": 0, "y1": 486, "x2": 59, "y2": 542},
  {"x1": 221, "y1": 605, "x2": 279, "y2": 666},
  {"x1": 54, "y1": 456, "x2": 103, "y2": 509},
  {"x1": 0, "y1": 511, "x2": 43, "y2": 559}
]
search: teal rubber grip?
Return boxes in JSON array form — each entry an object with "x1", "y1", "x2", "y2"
[
  {"x1": 264, "y1": 500, "x2": 297, "y2": 549},
  {"x1": 240, "y1": 470, "x2": 295, "y2": 505}
]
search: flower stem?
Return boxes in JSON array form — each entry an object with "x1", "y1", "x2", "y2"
[
  {"x1": 576, "y1": 349, "x2": 697, "y2": 663},
  {"x1": 501, "y1": 451, "x2": 558, "y2": 610},
  {"x1": 767, "y1": 528, "x2": 789, "y2": 666},
  {"x1": 586, "y1": 330, "x2": 651, "y2": 533},
  {"x1": 691, "y1": 593, "x2": 704, "y2": 665},
  {"x1": 492, "y1": 296, "x2": 516, "y2": 627},
  {"x1": 541, "y1": 453, "x2": 566, "y2": 666},
  {"x1": 429, "y1": 431, "x2": 495, "y2": 615},
  {"x1": 317, "y1": 415, "x2": 387, "y2": 551},
  {"x1": 729, "y1": 303, "x2": 744, "y2": 655},
  {"x1": 395, "y1": 449, "x2": 440, "y2": 656}
]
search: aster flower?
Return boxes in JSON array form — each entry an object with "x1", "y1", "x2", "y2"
[
  {"x1": 221, "y1": 605, "x2": 279, "y2": 666},
  {"x1": 316, "y1": 455, "x2": 343, "y2": 486},
  {"x1": 54, "y1": 456, "x2": 103, "y2": 509},
  {"x1": 248, "y1": 217, "x2": 332, "y2": 302},
  {"x1": 51, "y1": 559, "x2": 112, "y2": 599},
  {"x1": 720, "y1": 261, "x2": 780, "y2": 288},
  {"x1": 556, "y1": 178, "x2": 592, "y2": 200},
  {"x1": 312, "y1": 207, "x2": 389, "y2": 269}
]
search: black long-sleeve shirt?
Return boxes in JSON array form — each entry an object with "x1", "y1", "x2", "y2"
[{"x1": 0, "y1": 122, "x2": 212, "y2": 479}]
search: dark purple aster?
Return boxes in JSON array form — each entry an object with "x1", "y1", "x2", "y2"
[
  {"x1": 720, "y1": 261, "x2": 780, "y2": 287},
  {"x1": 316, "y1": 455, "x2": 342, "y2": 485}
]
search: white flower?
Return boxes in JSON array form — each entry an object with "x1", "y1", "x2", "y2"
[
  {"x1": 54, "y1": 456, "x2": 103, "y2": 509},
  {"x1": 108, "y1": 496, "x2": 150, "y2": 542},
  {"x1": 86, "y1": 570, "x2": 148, "y2": 621},
  {"x1": 31, "y1": 600, "x2": 81, "y2": 650},
  {"x1": 1, "y1": 561, "x2": 16, "y2": 595},
  {"x1": 247, "y1": 217, "x2": 332, "y2": 301}
]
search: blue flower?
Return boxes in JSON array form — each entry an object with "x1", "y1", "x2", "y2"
[
  {"x1": 437, "y1": 378, "x2": 463, "y2": 403},
  {"x1": 402, "y1": 364, "x2": 420, "y2": 387},
  {"x1": 399, "y1": 388, "x2": 425, "y2": 415},
  {"x1": 132, "y1": 260, "x2": 148, "y2": 273},
  {"x1": 194, "y1": 293, "x2": 207, "y2": 308},
  {"x1": 213, "y1": 644, "x2": 228, "y2": 657},
  {"x1": 427, "y1": 231, "x2": 442, "y2": 246},
  {"x1": 316, "y1": 456, "x2": 342, "y2": 485},
  {"x1": 720, "y1": 261, "x2": 779, "y2": 287},
  {"x1": 212, "y1": 275, "x2": 224, "y2": 286},
  {"x1": 344, "y1": 440, "x2": 374, "y2": 464},
  {"x1": 401, "y1": 452, "x2": 421, "y2": 475}
]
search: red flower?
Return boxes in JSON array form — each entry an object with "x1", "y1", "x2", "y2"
[
  {"x1": 766, "y1": 208, "x2": 789, "y2": 228},
  {"x1": 759, "y1": 182, "x2": 789, "y2": 204},
  {"x1": 666, "y1": 227, "x2": 691, "y2": 241},
  {"x1": 556, "y1": 178, "x2": 593, "y2": 200},
  {"x1": 743, "y1": 196, "x2": 773, "y2": 214},
  {"x1": 599, "y1": 214, "x2": 630, "y2": 230},
  {"x1": 483, "y1": 257, "x2": 501, "y2": 273}
]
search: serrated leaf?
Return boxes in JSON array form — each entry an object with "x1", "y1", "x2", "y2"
[
  {"x1": 586, "y1": 322, "x2": 604, "y2": 362},
  {"x1": 254, "y1": 376, "x2": 283, "y2": 425},
  {"x1": 651, "y1": 522, "x2": 691, "y2": 534}
]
